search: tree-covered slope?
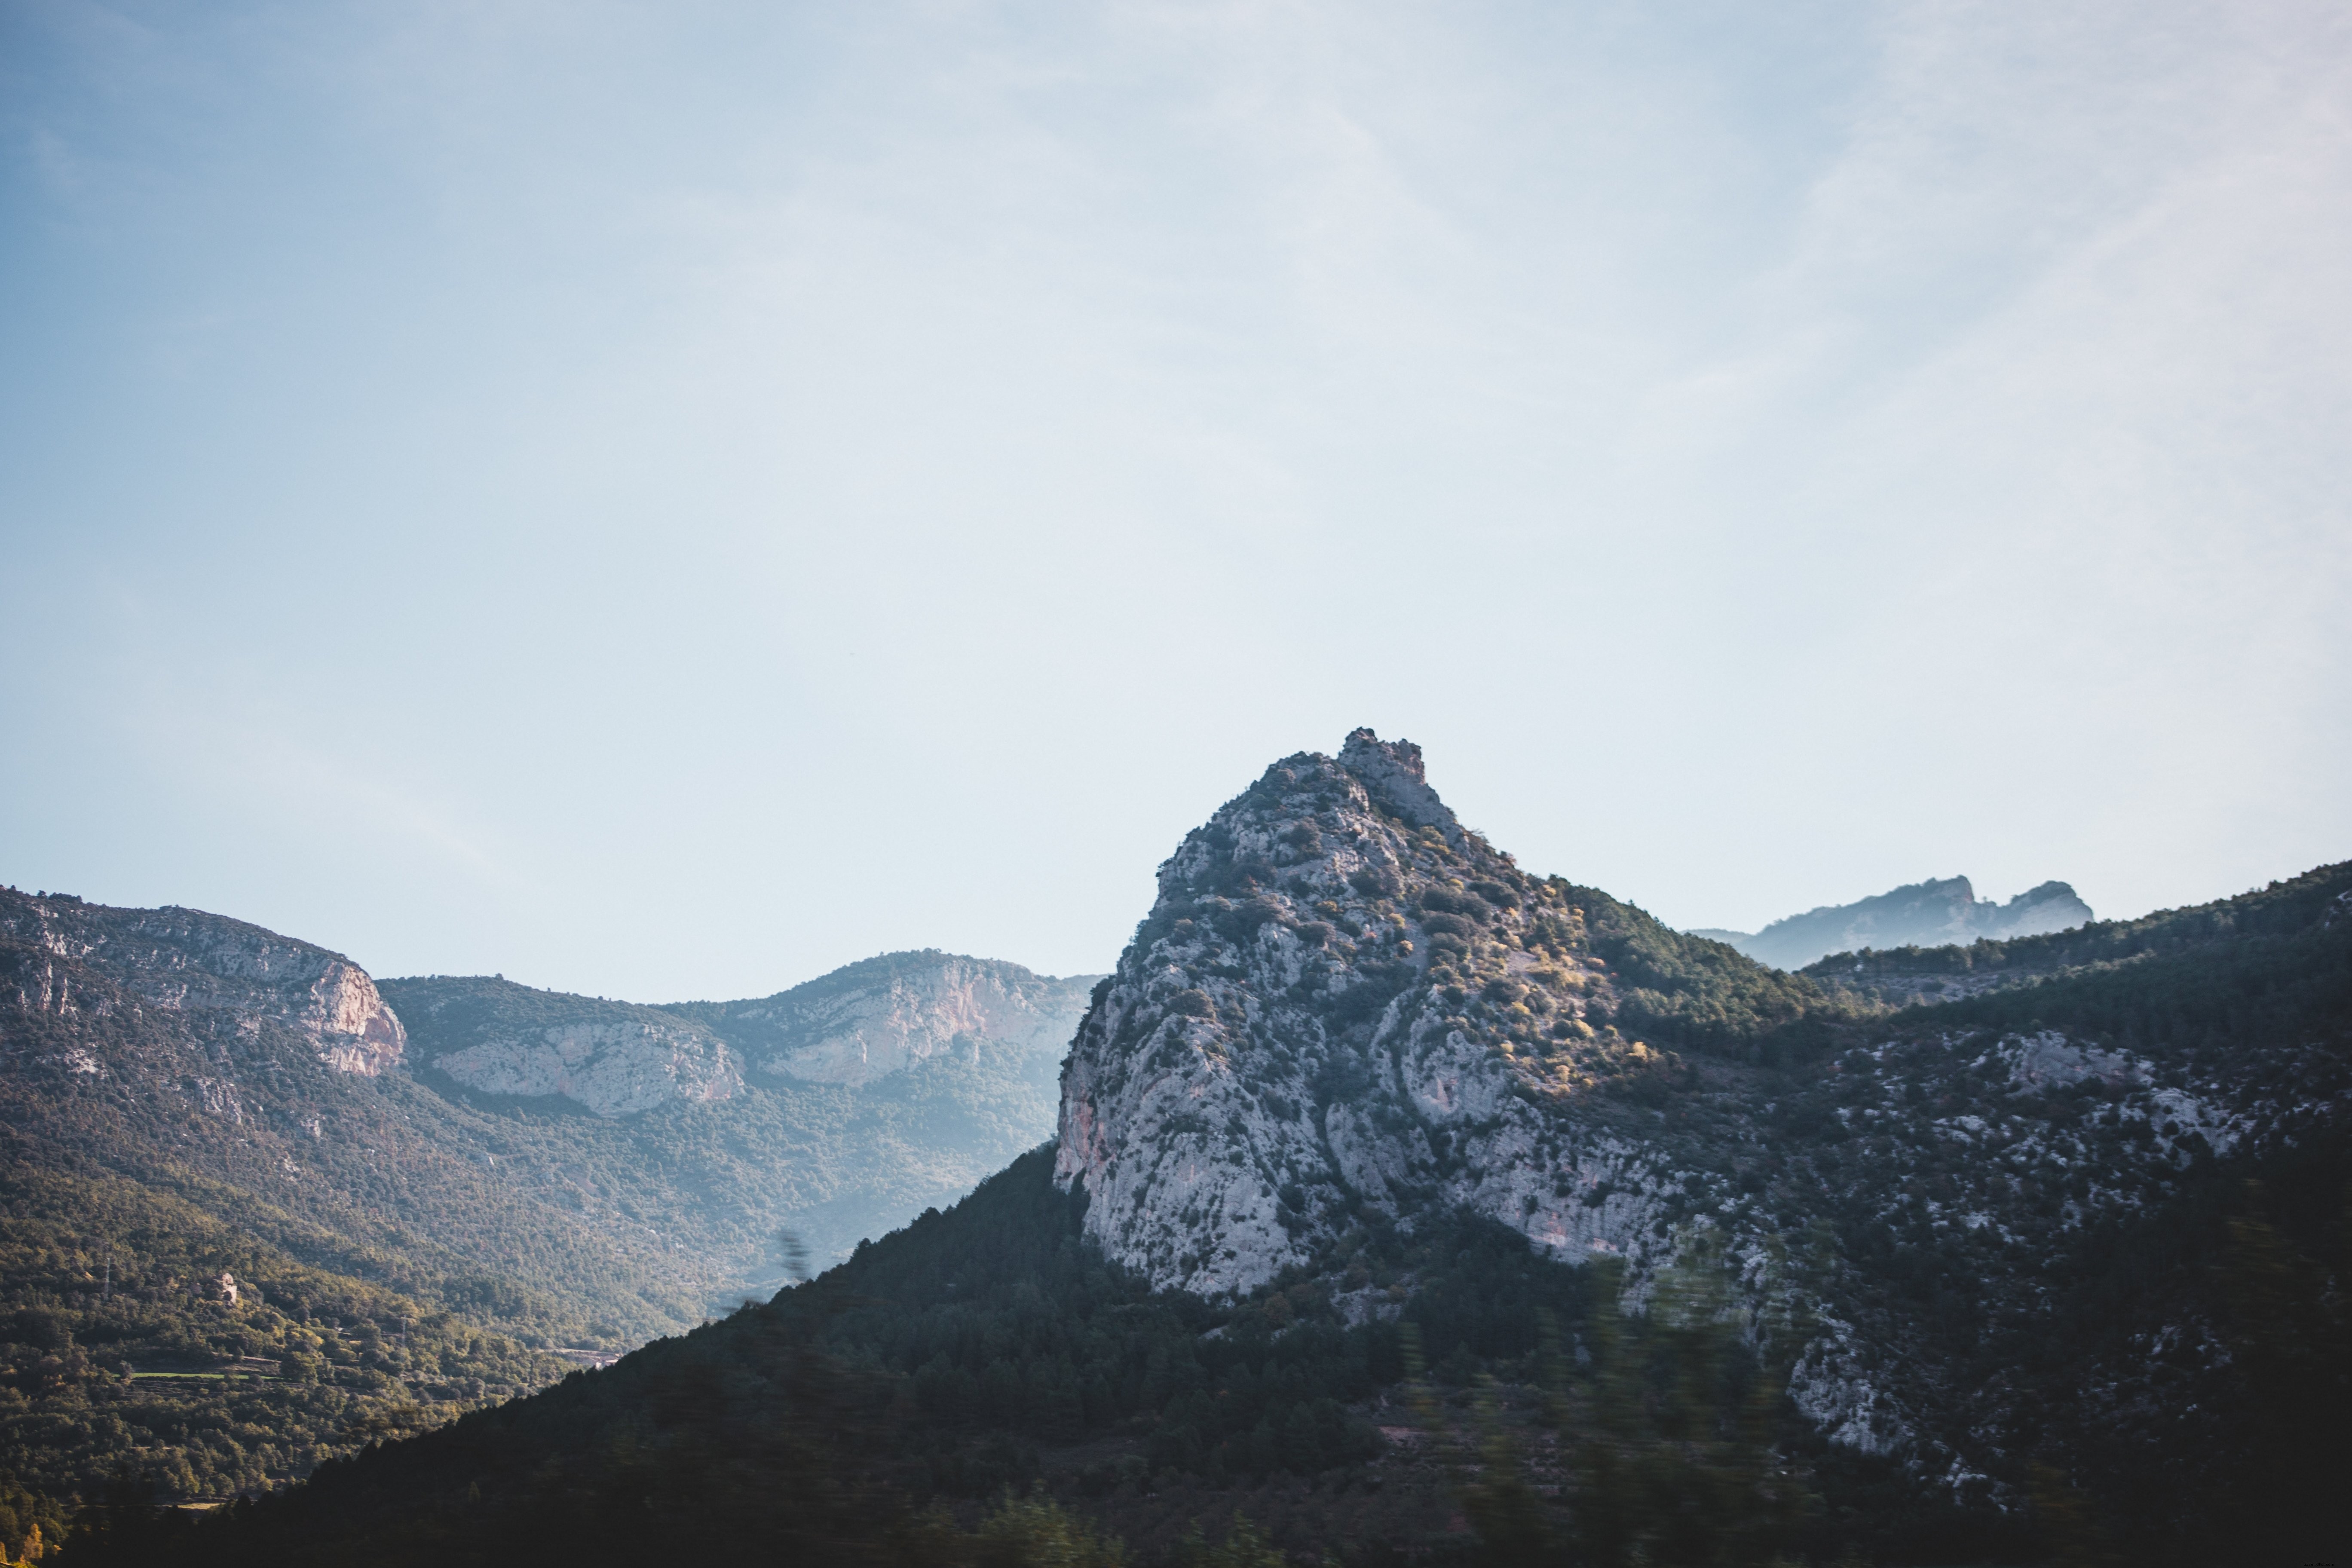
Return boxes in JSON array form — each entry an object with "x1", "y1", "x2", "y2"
[
  {"x1": 0, "y1": 887, "x2": 1097, "y2": 1508},
  {"x1": 70, "y1": 1150, "x2": 1847, "y2": 1567},
  {"x1": 0, "y1": 1164, "x2": 566, "y2": 1504},
  {"x1": 0, "y1": 893, "x2": 675, "y2": 1343}
]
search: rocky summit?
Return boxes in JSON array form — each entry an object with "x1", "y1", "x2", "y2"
[
  {"x1": 1057, "y1": 729, "x2": 1701, "y2": 1297},
  {"x1": 6, "y1": 896, "x2": 410, "y2": 1077}
]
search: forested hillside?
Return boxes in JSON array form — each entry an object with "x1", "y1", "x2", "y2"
[
  {"x1": 0, "y1": 1165, "x2": 564, "y2": 1508},
  {"x1": 0, "y1": 888, "x2": 1093, "y2": 1513}
]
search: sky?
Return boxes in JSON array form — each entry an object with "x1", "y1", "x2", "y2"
[{"x1": 3, "y1": 0, "x2": 2347, "y2": 1002}]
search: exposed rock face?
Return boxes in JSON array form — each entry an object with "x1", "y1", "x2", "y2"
[
  {"x1": 395, "y1": 955, "x2": 1092, "y2": 1116},
  {"x1": 0, "y1": 894, "x2": 406, "y2": 1074},
  {"x1": 434, "y1": 1019, "x2": 741, "y2": 1117},
  {"x1": 1056, "y1": 729, "x2": 1689, "y2": 1297},
  {"x1": 1699, "y1": 876, "x2": 2093, "y2": 971},
  {"x1": 0, "y1": 886, "x2": 728, "y2": 1343},
  {"x1": 684, "y1": 952, "x2": 1092, "y2": 1087},
  {"x1": 383, "y1": 954, "x2": 1100, "y2": 1287}
]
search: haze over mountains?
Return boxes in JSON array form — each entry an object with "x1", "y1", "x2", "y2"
[
  {"x1": 95, "y1": 728, "x2": 2346, "y2": 1568},
  {"x1": 0, "y1": 893, "x2": 1093, "y2": 1323},
  {"x1": 1692, "y1": 877, "x2": 2095, "y2": 970},
  {"x1": 4, "y1": 730, "x2": 2346, "y2": 1567}
]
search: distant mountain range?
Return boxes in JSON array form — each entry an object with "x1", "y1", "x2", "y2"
[{"x1": 1690, "y1": 875, "x2": 2093, "y2": 969}]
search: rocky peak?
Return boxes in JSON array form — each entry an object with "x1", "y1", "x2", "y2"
[
  {"x1": 1047, "y1": 737, "x2": 2334, "y2": 1493},
  {"x1": 1336, "y1": 728, "x2": 1460, "y2": 841},
  {"x1": 1054, "y1": 732, "x2": 1680, "y2": 1298}
]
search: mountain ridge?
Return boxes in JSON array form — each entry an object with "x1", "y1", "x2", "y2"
[
  {"x1": 1694, "y1": 876, "x2": 2094, "y2": 971},
  {"x1": 0, "y1": 885, "x2": 1099, "y2": 1501},
  {"x1": 73, "y1": 732, "x2": 2350, "y2": 1566}
]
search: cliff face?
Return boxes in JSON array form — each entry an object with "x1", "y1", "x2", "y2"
[
  {"x1": 432, "y1": 1018, "x2": 742, "y2": 1116},
  {"x1": 677, "y1": 952, "x2": 1093, "y2": 1087},
  {"x1": 386, "y1": 953, "x2": 1092, "y2": 1117},
  {"x1": 0, "y1": 888, "x2": 716, "y2": 1343},
  {"x1": 1055, "y1": 730, "x2": 1689, "y2": 1298},
  {"x1": 384, "y1": 983, "x2": 744, "y2": 1119},
  {"x1": 382, "y1": 954, "x2": 1101, "y2": 1285},
  {"x1": 0, "y1": 895, "x2": 407, "y2": 1075}
]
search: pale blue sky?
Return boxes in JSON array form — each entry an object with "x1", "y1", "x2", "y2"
[{"x1": 4, "y1": 0, "x2": 2347, "y2": 1001}]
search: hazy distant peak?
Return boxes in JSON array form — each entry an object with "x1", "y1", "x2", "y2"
[{"x1": 1700, "y1": 876, "x2": 2094, "y2": 970}]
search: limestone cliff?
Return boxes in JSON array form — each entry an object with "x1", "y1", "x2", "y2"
[
  {"x1": 679, "y1": 951, "x2": 1092, "y2": 1087},
  {"x1": 432, "y1": 1017, "x2": 741, "y2": 1117},
  {"x1": 0, "y1": 886, "x2": 1101, "y2": 1337},
  {"x1": 383, "y1": 953, "x2": 1099, "y2": 1286},
  {"x1": 1054, "y1": 729, "x2": 1691, "y2": 1297},
  {"x1": 0, "y1": 894, "x2": 406, "y2": 1074}
]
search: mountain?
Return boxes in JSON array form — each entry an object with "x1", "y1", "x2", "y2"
[
  {"x1": 1053, "y1": 727, "x2": 1834, "y2": 1298},
  {"x1": 35, "y1": 733, "x2": 2352, "y2": 1565},
  {"x1": 383, "y1": 953, "x2": 1094, "y2": 1285},
  {"x1": 1044, "y1": 732, "x2": 2345, "y2": 1544},
  {"x1": 0, "y1": 888, "x2": 1095, "y2": 1502},
  {"x1": 1693, "y1": 876, "x2": 2093, "y2": 970}
]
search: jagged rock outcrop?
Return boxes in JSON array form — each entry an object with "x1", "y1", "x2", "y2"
[
  {"x1": 1696, "y1": 876, "x2": 2093, "y2": 971},
  {"x1": 0, "y1": 894, "x2": 406, "y2": 1074},
  {"x1": 1055, "y1": 729, "x2": 1695, "y2": 1297}
]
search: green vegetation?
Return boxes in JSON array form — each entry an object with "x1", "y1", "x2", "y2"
[
  {"x1": 6, "y1": 831, "x2": 2346, "y2": 1562},
  {"x1": 1565, "y1": 883, "x2": 1857, "y2": 1057},
  {"x1": 49, "y1": 1155, "x2": 1938, "y2": 1565},
  {"x1": 386, "y1": 960, "x2": 1087, "y2": 1294},
  {"x1": 0, "y1": 1474, "x2": 70, "y2": 1563},
  {"x1": 0, "y1": 1164, "x2": 565, "y2": 1508}
]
